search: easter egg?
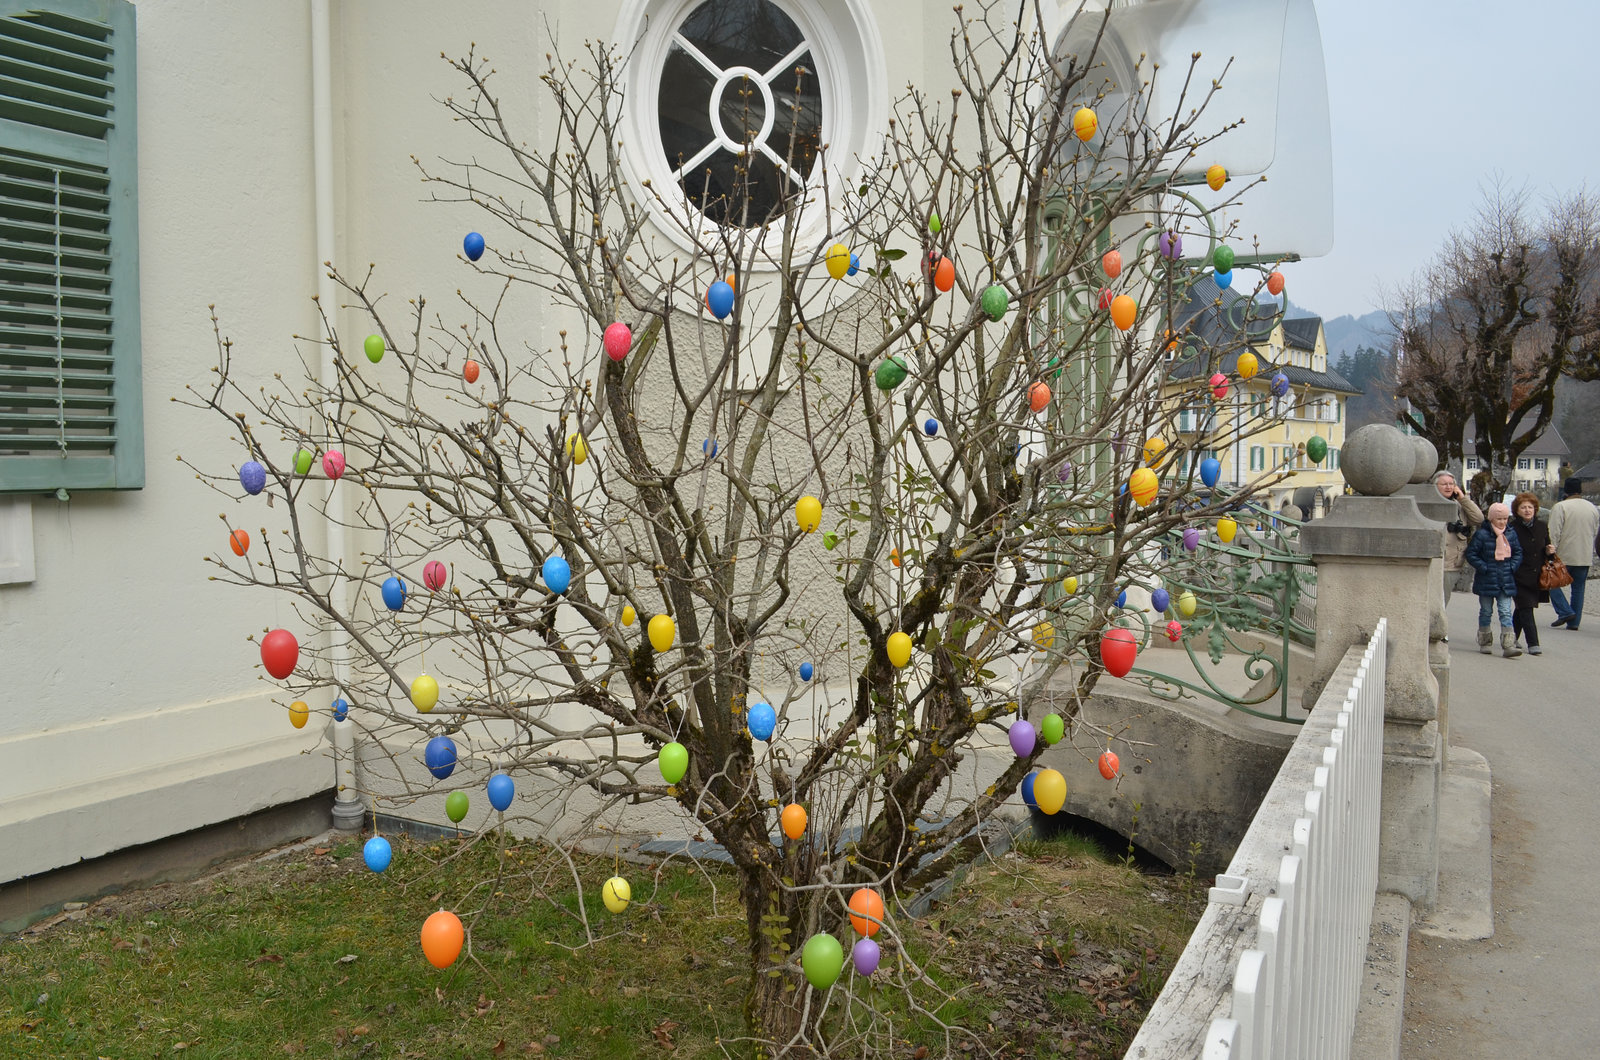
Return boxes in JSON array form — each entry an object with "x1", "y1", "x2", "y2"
[
  {"x1": 1098, "y1": 287, "x2": 1114, "y2": 310},
  {"x1": 849, "y1": 888, "x2": 885, "y2": 937},
  {"x1": 1116, "y1": 589, "x2": 1128, "y2": 608},
  {"x1": 426, "y1": 736, "x2": 458, "y2": 781},
  {"x1": 423, "y1": 560, "x2": 448, "y2": 591},
  {"x1": 1101, "y1": 249, "x2": 1122, "y2": 278},
  {"x1": 1267, "y1": 271, "x2": 1285, "y2": 296},
  {"x1": 1218, "y1": 516, "x2": 1238, "y2": 543},
  {"x1": 288, "y1": 700, "x2": 309, "y2": 729},
  {"x1": 826, "y1": 243, "x2": 851, "y2": 280},
  {"x1": 463, "y1": 359, "x2": 480, "y2": 383},
  {"x1": 703, "y1": 438, "x2": 718, "y2": 458},
  {"x1": 886, "y1": 631, "x2": 912, "y2": 669},
  {"x1": 799, "y1": 661, "x2": 814, "y2": 681},
  {"x1": 322, "y1": 450, "x2": 346, "y2": 479},
  {"x1": 445, "y1": 790, "x2": 469, "y2": 823},
  {"x1": 1177, "y1": 591, "x2": 1197, "y2": 617},
  {"x1": 659, "y1": 742, "x2": 689, "y2": 784},
  {"x1": 364, "y1": 334, "x2": 385, "y2": 363},
  {"x1": 1199, "y1": 457, "x2": 1221, "y2": 488},
  {"x1": 932, "y1": 255, "x2": 955, "y2": 293},
  {"x1": 1100, "y1": 627, "x2": 1138, "y2": 677},
  {"x1": 706, "y1": 279, "x2": 735, "y2": 319},
  {"x1": 891, "y1": 546, "x2": 902, "y2": 567},
  {"x1": 847, "y1": 253, "x2": 860, "y2": 276},
  {"x1": 487, "y1": 773, "x2": 514, "y2": 811},
  {"x1": 1021, "y1": 771, "x2": 1038, "y2": 809},
  {"x1": 874, "y1": 354, "x2": 908, "y2": 391},
  {"x1": 1215, "y1": 269, "x2": 1233, "y2": 290},
  {"x1": 1270, "y1": 372, "x2": 1290, "y2": 397},
  {"x1": 1306, "y1": 435, "x2": 1328, "y2": 463},
  {"x1": 621, "y1": 605, "x2": 636, "y2": 626},
  {"x1": 928, "y1": 212, "x2": 942, "y2": 235},
  {"x1": 796, "y1": 495, "x2": 822, "y2": 533},
  {"x1": 1151, "y1": 588, "x2": 1170, "y2": 613},
  {"x1": 648, "y1": 614, "x2": 675, "y2": 652},
  {"x1": 747, "y1": 701, "x2": 777, "y2": 741},
  {"x1": 602, "y1": 876, "x2": 631, "y2": 913},
  {"x1": 822, "y1": 530, "x2": 839, "y2": 550},
  {"x1": 261, "y1": 629, "x2": 299, "y2": 680},
  {"x1": 924, "y1": 418, "x2": 939, "y2": 437},
  {"x1": 332, "y1": 697, "x2": 349, "y2": 722},
  {"x1": 1206, "y1": 164, "x2": 1227, "y2": 191},
  {"x1": 1158, "y1": 230, "x2": 1183, "y2": 260},
  {"x1": 382, "y1": 576, "x2": 407, "y2": 611},
  {"x1": 1129, "y1": 467, "x2": 1158, "y2": 506},
  {"x1": 542, "y1": 555, "x2": 571, "y2": 594},
  {"x1": 853, "y1": 937, "x2": 881, "y2": 976},
  {"x1": 239, "y1": 460, "x2": 267, "y2": 495},
  {"x1": 1057, "y1": 461, "x2": 1073, "y2": 482},
  {"x1": 1166, "y1": 620, "x2": 1183, "y2": 642},
  {"x1": 1212, "y1": 245, "x2": 1235, "y2": 273},
  {"x1": 1098, "y1": 750, "x2": 1120, "y2": 779},
  {"x1": 463, "y1": 232, "x2": 485, "y2": 261},
  {"x1": 1032, "y1": 768, "x2": 1067, "y2": 815},
  {"x1": 1072, "y1": 106, "x2": 1097, "y2": 141},
  {"x1": 1110, "y1": 294, "x2": 1137, "y2": 331},
  {"x1": 420, "y1": 910, "x2": 464, "y2": 969},
  {"x1": 1028, "y1": 381, "x2": 1051, "y2": 413},
  {"x1": 1210, "y1": 372, "x2": 1229, "y2": 400},
  {"x1": 1143, "y1": 437, "x2": 1167, "y2": 465},
  {"x1": 294, "y1": 448, "x2": 314, "y2": 476},
  {"x1": 229, "y1": 529, "x2": 250, "y2": 556},
  {"x1": 802, "y1": 933, "x2": 845, "y2": 989},
  {"x1": 363, "y1": 835, "x2": 392, "y2": 873},
  {"x1": 1032, "y1": 621, "x2": 1055, "y2": 650},
  {"x1": 1062, "y1": 575, "x2": 1078, "y2": 594},
  {"x1": 411, "y1": 672, "x2": 440, "y2": 712},
  {"x1": 1009, "y1": 719, "x2": 1037, "y2": 757},
  {"x1": 1237, "y1": 351, "x2": 1258, "y2": 380},
  {"x1": 781, "y1": 803, "x2": 807, "y2": 840},
  {"x1": 603, "y1": 321, "x2": 631, "y2": 361},
  {"x1": 1040, "y1": 713, "x2": 1065, "y2": 746},
  {"x1": 981, "y1": 284, "x2": 1009, "y2": 321},
  {"x1": 566, "y1": 433, "x2": 588, "y2": 465}
]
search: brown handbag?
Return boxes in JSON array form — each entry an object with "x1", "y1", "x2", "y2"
[{"x1": 1541, "y1": 557, "x2": 1574, "y2": 590}]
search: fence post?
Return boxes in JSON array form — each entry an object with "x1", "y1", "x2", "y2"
[{"x1": 1299, "y1": 425, "x2": 1444, "y2": 908}]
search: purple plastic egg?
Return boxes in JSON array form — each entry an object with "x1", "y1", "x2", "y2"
[
  {"x1": 1182, "y1": 527, "x2": 1200, "y2": 552},
  {"x1": 1159, "y1": 230, "x2": 1183, "y2": 260},
  {"x1": 853, "y1": 937, "x2": 881, "y2": 976},
  {"x1": 1057, "y1": 461, "x2": 1074, "y2": 483},
  {"x1": 1009, "y1": 719, "x2": 1037, "y2": 758}
]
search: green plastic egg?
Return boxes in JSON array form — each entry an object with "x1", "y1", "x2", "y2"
[
  {"x1": 1040, "y1": 713, "x2": 1065, "y2": 746},
  {"x1": 364, "y1": 334, "x2": 385, "y2": 363},
  {"x1": 294, "y1": 448, "x2": 314, "y2": 475},
  {"x1": 659, "y1": 742, "x2": 689, "y2": 785},
  {"x1": 1212, "y1": 245, "x2": 1235, "y2": 274},
  {"x1": 874, "y1": 355, "x2": 908, "y2": 391},
  {"x1": 1305, "y1": 435, "x2": 1328, "y2": 463},
  {"x1": 801, "y1": 933, "x2": 844, "y2": 989},
  {"x1": 981, "y1": 285, "x2": 1009, "y2": 321},
  {"x1": 445, "y1": 790, "x2": 469, "y2": 823}
]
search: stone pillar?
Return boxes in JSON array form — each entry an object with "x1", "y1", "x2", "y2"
[
  {"x1": 1300, "y1": 425, "x2": 1445, "y2": 908},
  {"x1": 1398, "y1": 436, "x2": 1456, "y2": 753}
]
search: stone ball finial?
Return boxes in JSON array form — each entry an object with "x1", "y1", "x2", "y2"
[
  {"x1": 1409, "y1": 436, "x2": 1440, "y2": 484},
  {"x1": 1342, "y1": 424, "x2": 1415, "y2": 496}
]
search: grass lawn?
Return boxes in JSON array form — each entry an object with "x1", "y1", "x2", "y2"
[{"x1": 1, "y1": 829, "x2": 1205, "y2": 1058}]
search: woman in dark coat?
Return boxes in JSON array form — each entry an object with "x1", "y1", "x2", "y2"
[
  {"x1": 1510, "y1": 491, "x2": 1555, "y2": 655},
  {"x1": 1465, "y1": 502, "x2": 1523, "y2": 657}
]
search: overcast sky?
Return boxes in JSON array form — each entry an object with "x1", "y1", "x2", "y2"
[{"x1": 1287, "y1": 0, "x2": 1600, "y2": 322}]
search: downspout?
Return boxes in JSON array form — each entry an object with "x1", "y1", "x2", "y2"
[{"x1": 313, "y1": 0, "x2": 365, "y2": 831}]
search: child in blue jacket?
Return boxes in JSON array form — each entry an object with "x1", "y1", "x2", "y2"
[{"x1": 1464, "y1": 501, "x2": 1523, "y2": 658}]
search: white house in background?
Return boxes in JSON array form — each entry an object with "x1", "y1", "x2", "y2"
[
  {"x1": 1462, "y1": 423, "x2": 1571, "y2": 497},
  {"x1": 0, "y1": 0, "x2": 1331, "y2": 917}
]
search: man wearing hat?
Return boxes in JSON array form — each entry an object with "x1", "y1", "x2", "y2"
[{"x1": 1548, "y1": 478, "x2": 1600, "y2": 630}]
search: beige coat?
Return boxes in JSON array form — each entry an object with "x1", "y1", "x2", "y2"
[
  {"x1": 1443, "y1": 492, "x2": 1484, "y2": 572},
  {"x1": 1548, "y1": 496, "x2": 1600, "y2": 567}
]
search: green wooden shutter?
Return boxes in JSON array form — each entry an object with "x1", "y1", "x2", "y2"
[{"x1": 0, "y1": 0, "x2": 140, "y2": 492}]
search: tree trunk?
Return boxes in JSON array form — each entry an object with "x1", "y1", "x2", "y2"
[{"x1": 740, "y1": 865, "x2": 819, "y2": 1055}]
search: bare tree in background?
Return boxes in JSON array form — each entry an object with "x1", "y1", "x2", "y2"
[
  {"x1": 1390, "y1": 182, "x2": 1600, "y2": 497},
  {"x1": 181, "y1": 3, "x2": 1287, "y2": 1051}
]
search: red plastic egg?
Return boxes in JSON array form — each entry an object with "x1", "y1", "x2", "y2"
[
  {"x1": 1099, "y1": 627, "x2": 1137, "y2": 678},
  {"x1": 463, "y1": 359, "x2": 480, "y2": 383},
  {"x1": 1267, "y1": 271, "x2": 1285, "y2": 296},
  {"x1": 603, "y1": 322, "x2": 631, "y2": 361},
  {"x1": 260, "y1": 629, "x2": 299, "y2": 680},
  {"x1": 1166, "y1": 620, "x2": 1183, "y2": 642},
  {"x1": 1210, "y1": 372, "x2": 1229, "y2": 399},
  {"x1": 322, "y1": 450, "x2": 346, "y2": 480},
  {"x1": 1098, "y1": 751, "x2": 1120, "y2": 780},
  {"x1": 423, "y1": 560, "x2": 448, "y2": 591},
  {"x1": 1101, "y1": 249, "x2": 1122, "y2": 279}
]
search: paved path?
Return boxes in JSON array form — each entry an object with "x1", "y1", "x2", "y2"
[{"x1": 1400, "y1": 588, "x2": 1600, "y2": 1057}]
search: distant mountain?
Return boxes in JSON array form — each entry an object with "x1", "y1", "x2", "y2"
[{"x1": 1320, "y1": 310, "x2": 1391, "y2": 360}]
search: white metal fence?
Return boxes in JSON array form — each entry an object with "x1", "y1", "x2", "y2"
[{"x1": 1126, "y1": 618, "x2": 1387, "y2": 1060}]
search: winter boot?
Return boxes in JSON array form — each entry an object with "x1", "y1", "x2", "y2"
[
  {"x1": 1501, "y1": 627, "x2": 1522, "y2": 658},
  {"x1": 1478, "y1": 627, "x2": 1493, "y2": 654}
]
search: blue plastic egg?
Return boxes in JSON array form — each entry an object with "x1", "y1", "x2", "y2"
[
  {"x1": 1199, "y1": 457, "x2": 1222, "y2": 488},
  {"x1": 425, "y1": 735, "x2": 458, "y2": 780},
  {"x1": 1116, "y1": 589, "x2": 1127, "y2": 608},
  {"x1": 1214, "y1": 269, "x2": 1232, "y2": 290},
  {"x1": 747, "y1": 701, "x2": 777, "y2": 741},
  {"x1": 924, "y1": 418, "x2": 939, "y2": 437},
  {"x1": 381, "y1": 577, "x2": 407, "y2": 611},
  {"x1": 332, "y1": 697, "x2": 349, "y2": 722},
  {"x1": 1021, "y1": 771, "x2": 1038, "y2": 810},
  {"x1": 1151, "y1": 588, "x2": 1171, "y2": 614},
  {"x1": 487, "y1": 772, "x2": 514, "y2": 811},
  {"x1": 1270, "y1": 373, "x2": 1290, "y2": 397},
  {"x1": 463, "y1": 232, "x2": 485, "y2": 261},
  {"x1": 847, "y1": 253, "x2": 860, "y2": 277},
  {"x1": 703, "y1": 438, "x2": 719, "y2": 458},
  {"x1": 707, "y1": 280, "x2": 735, "y2": 320},
  {"x1": 363, "y1": 835, "x2": 392, "y2": 873},
  {"x1": 239, "y1": 460, "x2": 267, "y2": 495},
  {"x1": 542, "y1": 555, "x2": 571, "y2": 594},
  {"x1": 799, "y1": 661, "x2": 814, "y2": 682}
]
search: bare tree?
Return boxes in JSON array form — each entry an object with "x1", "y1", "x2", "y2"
[
  {"x1": 182, "y1": 3, "x2": 1287, "y2": 1051},
  {"x1": 1390, "y1": 181, "x2": 1600, "y2": 495}
]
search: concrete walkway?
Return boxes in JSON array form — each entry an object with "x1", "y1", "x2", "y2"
[{"x1": 1400, "y1": 588, "x2": 1600, "y2": 1056}]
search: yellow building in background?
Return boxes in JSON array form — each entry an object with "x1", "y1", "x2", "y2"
[{"x1": 1163, "y1": 276, "x2": 1360, "y2": 517}]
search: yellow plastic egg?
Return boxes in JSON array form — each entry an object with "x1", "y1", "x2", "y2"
[
  {"x1": 1072, "y1": 106, "x2": 1098, "y2": 142},
  {"x1": 1206, "y1": 164, "x2": 1227, "y2": 191},
  {"x1": 1218, "y1": 517, "x2": 1238, "y2": 543},
  {"x1": 1032, "y1": 768, "x2": 1067, "y2": 815},
  {"x1": 1033, "y1": 622, "x2": 1056, "y2": 651},
  {"x1": 1062, "y1": 575, "x2": 1078, "y2": 595},
  {"x1": 602, "y1": 876, "x2": 631, "y2": 914},
  {"x1": 648, "y1": 614, "x2": 675, "y2": 653},
  {"x1": 1178, "y1": 591, "x2": 1197, "y2": 618},
  {"x1": 1143, "y1": 437, "x2": 1167, "y2": 465},
  {"x1": 1129, "y1": 467, "x2": 1158, "y2": 507},
  {"x1": 411, "y1": 673, "x2": 440, "y2": 713},
  {"x1": 795, "y1": 495, "x2": 822, "y2": 533},
  {"x1": 621, "y1": 605, "x2": 636, "y2": 627},
  {"x1": 825, "y1": 243, "x2": 851, "y2": 280},
  {"x1": 566, "y1": 433, "x2": 588, "y2": 465},
  {"x1": 288, "y1": 701, "x2": 309, "y2": 729},
  {"x1": 1237, "y1": 351, "x2": 1259, "y2": 380},
  {"x1": 886, "y1": 631, "x2": 912, "y2": 669}
]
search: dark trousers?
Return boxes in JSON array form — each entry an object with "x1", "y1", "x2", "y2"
[{"x1": 1513, "y1": 605, "x2": 1541, "y2": 648}]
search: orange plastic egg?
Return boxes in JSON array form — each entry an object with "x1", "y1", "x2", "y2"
[
  {"x1": 1028, "y1": 381, "x2": 1051, "y2": 413},
  {"x1": 229, "y1": 529, "x2": 249, "y2": 556},
  {"x1": 849, "y1": 887, "x2": 885, "y2": 937},
  {"x1": 781, "y1": 803, "x2": 807, "y2": 841}
]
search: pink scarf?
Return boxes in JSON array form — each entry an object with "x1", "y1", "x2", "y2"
[{"x1": 1487, "y1": 502, "x2": 1511, "y2": 561}]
